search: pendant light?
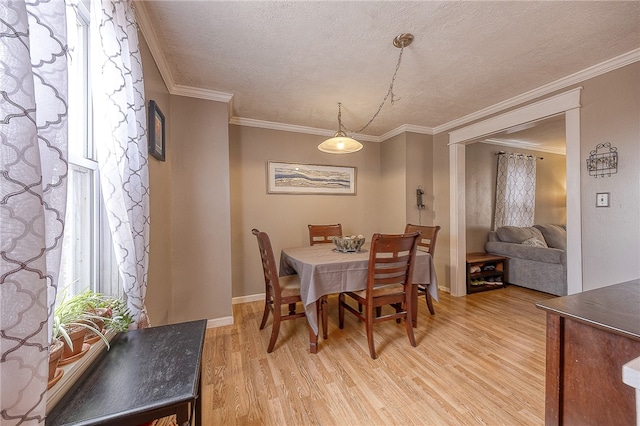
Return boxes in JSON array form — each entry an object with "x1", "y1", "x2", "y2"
[
  {"x1": 317, "y1": 103, "x2": 363, "y2": 153},
  {"x1": 318, "y1": 33, "x2": 414, "y2": 154}
]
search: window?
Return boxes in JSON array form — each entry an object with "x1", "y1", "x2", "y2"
[{"x1": 59, "y1": 0, "x2": 121, "y2": 299}]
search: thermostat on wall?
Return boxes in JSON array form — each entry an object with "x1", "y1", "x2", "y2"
[{"x1": 596, "y1": 192, "x2": 610, "y2": 207}]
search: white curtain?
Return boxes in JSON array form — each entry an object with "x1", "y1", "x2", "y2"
[
  {"x1": 1, "y1": 0, "x2": 68, "y2": 423},
  {"x1": 91, "y1": 0, "x2": 150, "y2": 328},
  {"x1": 494, "y1": 152, "x2": 537, "y2": 229}
]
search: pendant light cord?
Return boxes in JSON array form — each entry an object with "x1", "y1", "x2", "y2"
[{"x1": 342, "y1": 45, "x2": 405, "y2": 135}]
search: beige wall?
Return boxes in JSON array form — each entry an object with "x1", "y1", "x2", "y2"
[
  {"x1": 170, "y1": 96, "x2": 232, "y2": 322},
  {"x1": 140, "y1": 33, "x2": 173, "y2": 326},
  {"x1": 465, "y1": 143, "x2": 567, "y2": 253},
  {"x1": 229, "y1": 125, "x2": 381, "y2": 298},
  {"x1": 379, "y1": 134, "x2": 407, "y2": 232},
  {"x1": 406, "y1": 133, "x2": 435, "y2": 227},
  {"x1": 579, "y1": 63, "x2": 640, "y2": 289}
]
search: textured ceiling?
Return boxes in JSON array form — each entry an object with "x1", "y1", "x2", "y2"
[{"x1": 136, "y1": 1, "x2": 640, "y2": 141}]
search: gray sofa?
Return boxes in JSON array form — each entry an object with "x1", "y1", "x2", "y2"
[{"x1": 485, "y1": 224, "x2": 567, "y2": 296}]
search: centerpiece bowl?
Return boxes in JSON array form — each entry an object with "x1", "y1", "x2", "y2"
[{"x1": 333, "y1": 235, "x2": 365, "y2": 253}]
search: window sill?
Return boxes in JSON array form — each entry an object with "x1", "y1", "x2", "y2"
[{"x1": 46, "y1": 331, "x2": 116, "y2": 414}]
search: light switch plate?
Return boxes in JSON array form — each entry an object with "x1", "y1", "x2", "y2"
[{"x1": 596, "y1": 192, "x2": 610, "y2": 207}]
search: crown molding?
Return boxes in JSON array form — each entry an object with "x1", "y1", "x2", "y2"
[
  {"x1": 228, "y1": 117, "x2": 380, "y2": 142},
  {"x1": 379, "y1": 124, "x2": 435, "y2": 141},
  {"x1": 481, "y1": 138, "x2": 566, "y2": 156},
  {"x1": 435, "y1": 48, "x2": 640, "y2": 135},
  {"x1": 171, "y1": 85, "x2": 233, "y2": 103},
  {"x1": 133, "y1": 1, "x2": 176, "y2": 92}
]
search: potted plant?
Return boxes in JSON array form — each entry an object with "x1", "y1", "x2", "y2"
[
  {"x1": 54, "y1": 289, "x2": 111, "y2": 362},
  {"x1": 48, "y1": 338, "x2": 65, "y2": 389}
]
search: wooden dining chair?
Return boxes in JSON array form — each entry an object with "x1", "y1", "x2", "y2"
[
  {"x1": 308, "y1": 224, "x2": 342, "y2": 246},
  {"x1": 405, "y1": 224, "x2": 440, "y2": 315},
  {"x1": 252, "y1": 228, "x2": 308, "y2": 353},
  {"x1": 338, "y1": 232, "x2": 420, "y2": 359}
]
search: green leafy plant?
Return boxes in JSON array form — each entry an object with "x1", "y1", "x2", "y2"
[{"x1": 52, "y1": 288, "x2": 131, "y2": 350}]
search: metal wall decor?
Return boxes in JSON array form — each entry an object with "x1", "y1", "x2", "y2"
[{"x1": 586, "y1": 142, "x2": 617, "y2": 177}]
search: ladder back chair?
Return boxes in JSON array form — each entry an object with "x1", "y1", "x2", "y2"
[
  {"x1": 308, "y1": 224, "x2": 342, "y2": 246},
  {"x1": 405, "y1": 224, "x2": 441, "y2": 315},
  {"x1": 338, "y1": 232, "x2": 420, "y2": 359},
  {"x1": 252, "y1": 228, "x2": 315, "y2": 353}
]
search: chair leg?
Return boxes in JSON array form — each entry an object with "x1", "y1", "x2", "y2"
[
  {"x1": 366, "y1": 305, "x2": 376, "y2": 359},
  {"x1": 288, "y1": 303, "x2": 296, "y2": 315},
  {"x1": 266, "y1": 308, "x2": 281, "y2": 353},
  {"x1": 426, "y1": 292, "x2": 435, "y2": 315},
  {"x1": 338, "y1": 293, "x2": 345, "y2": 329},
  {"x1": 404, "y1": 305, "x2": 416, "y2": 348},
  {"x1": 259, "y1": 299, "x2": 271, "y2": 330}
]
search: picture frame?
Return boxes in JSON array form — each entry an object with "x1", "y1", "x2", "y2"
[
  {"x1": 148, "y1": 100, "x2": 165, "y2": 161},
  {"x1": 267, "y1": 161, "x2": 357, "y2": 195}
]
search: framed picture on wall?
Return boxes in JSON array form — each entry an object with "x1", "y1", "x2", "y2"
[
  {"x1": 267, "y1": 161, "x2": 357, "y2": 195},
  {"x1": 148, "y1": 100, "x2": 165, "y2": 161}
]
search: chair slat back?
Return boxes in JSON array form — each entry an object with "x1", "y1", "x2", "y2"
[
  {"x1": 404, "y1": 224, "x2": 441, "y2": 257},
  {"x1": 308, "y1": 224, "x2": 342, "y2": 245},
  {"x1": 252, "y1": 229, "x2": 281, "y2": 300},
  {"x1": 367, "y1": 232, "x2": 420, "y2": 295}
]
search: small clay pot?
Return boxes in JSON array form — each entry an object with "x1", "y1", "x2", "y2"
[
  {"x1": 48, "y1": 339, "x2": 64, "y2": 381},
  {"x1": 62, "y1": 326, "x2": 88, "y2": 359}
]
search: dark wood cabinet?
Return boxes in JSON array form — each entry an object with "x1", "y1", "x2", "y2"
[
  {"x1": 536, "y1": 280, "x2": 640, "y2": 426},
  {"x1": 466, "y1": 252, "x2": 508, "y2": 294}
]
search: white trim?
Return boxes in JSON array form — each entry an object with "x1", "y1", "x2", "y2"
[
  {"x1": 228, "y1": 116, "x2": 381, "y2": 142},
  {"x1": 449, "y1": 144, "x2": 467, "y2": 297},
  {"x1": 171, "y1": 84, "x2": 233, "y2": 103},
  {"x1": 449, "y1": 88, "x2": 582, "y2": 145},
  {"x1": 481, "y1": 138, "x2": 566, "y2": 156},
  {"x1": 232, "y1": 293, "x2": 264, "y2": 304},
  {"x1": 565, "y1": 107, "x2": 583, "y2": 295},
  {"x1": 436, "y1": 49, "x2": 639, "y2": 134},
  {"x1": 207, "y1": 316, "x2": 234, "y2": 328},
  {"x1": 379, "y1": 124, "x2": 435, "y2": 140},
  {"x1": 448, "y1": 88, "x2": 583, "y2": 296},
  {"x1": 133, "y1": 1, "x2": 176, "y2": 92}
]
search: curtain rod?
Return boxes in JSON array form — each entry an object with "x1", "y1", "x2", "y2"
[{"x1": 496, "y1": 151, "x2": 543, "y2": 160}]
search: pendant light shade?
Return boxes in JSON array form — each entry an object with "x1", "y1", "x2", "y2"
[{"x1": 318, "y1": 131, "x2": 363, "y2": 154}]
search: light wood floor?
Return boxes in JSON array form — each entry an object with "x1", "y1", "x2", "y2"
[{"x1": 200, "y1": 285, "x2": 555, "y2": 425}]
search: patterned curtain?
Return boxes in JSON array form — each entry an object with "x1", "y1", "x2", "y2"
[
  {"x1": 494, "y1": 152, "x2": 537, "y2": 229},
  {"x1": 90, "y1": 0, "x2": 150, "y2": 328},
  {"x1": 1, "y1": 0, "x2": 68, "y2": 423}
]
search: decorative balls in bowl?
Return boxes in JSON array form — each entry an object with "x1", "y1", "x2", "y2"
[{"x1": 333, "y1": 235, "x2": 365, "y2": 252}]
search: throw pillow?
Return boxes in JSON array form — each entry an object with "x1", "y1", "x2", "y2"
[
  {"x1": 522, "y1": 237, "x2": 548, "y2": 248},
  {"x1": 534, "y1": 224, "x2": 567, "y2": 250},
  {"x1": 496, "y1": 226, "x2": 546, "y2": 244}
]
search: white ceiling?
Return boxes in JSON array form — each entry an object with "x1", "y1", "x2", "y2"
[{"x1": 136, "y1": 1, "x2": 640, "y2": 144}]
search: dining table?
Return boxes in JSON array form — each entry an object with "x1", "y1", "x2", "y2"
[{"x1": 279, "y1": 242, "x2": 438, "y2": 353}]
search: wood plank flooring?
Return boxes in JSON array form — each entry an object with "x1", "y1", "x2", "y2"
[{"x1": 200, "y1": 285, "x2": 555, "y2": 425}]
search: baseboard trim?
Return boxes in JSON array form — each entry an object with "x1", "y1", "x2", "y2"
[
  {"x1": 232, "y1": 293, "x2": 264, "y2": 304},
  {"x1": 207, "y1": 316, "x2": 233, "y2": 328}
]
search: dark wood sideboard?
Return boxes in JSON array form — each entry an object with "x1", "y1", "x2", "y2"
[
  {"x1": 536, "y1": 279, "x2": 640, "y2": 425},
  {"x1": 46, "y1": 319, "x2": 207, "y2": 426}
]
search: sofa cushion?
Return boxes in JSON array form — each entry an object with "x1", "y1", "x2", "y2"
[
  {"x1": 534, "y1": 224, "x2": 566, "y2": 251},
  {"x1": 522, "y1": 237, "x2": 548, "y2": 248},
  {"x1": 496, "y1": 226, "x2": 546, "y2": 245}
]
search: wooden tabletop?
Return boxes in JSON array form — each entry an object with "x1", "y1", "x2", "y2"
[
  {"x1": 536, "y1": 279, "x2": 640, "y2": 340},
  {"x1": 46, "y1": 319, "x2": 207, "y2": 426}
]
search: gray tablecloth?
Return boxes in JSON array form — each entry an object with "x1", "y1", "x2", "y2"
[{"x1": 279, "y1": 242, "x2": 438, "y2": 334}]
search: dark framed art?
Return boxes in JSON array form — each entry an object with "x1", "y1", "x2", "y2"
[{"x1": 148, "y1": 100, "x2": 165, "y2": 161}]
